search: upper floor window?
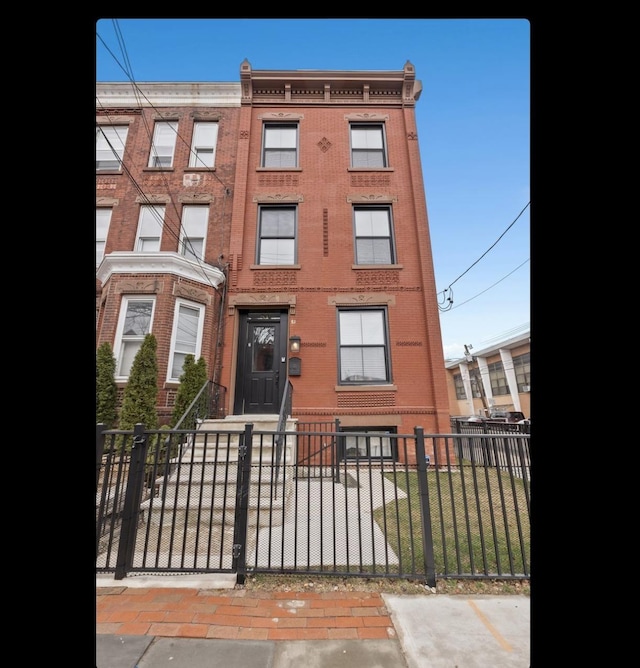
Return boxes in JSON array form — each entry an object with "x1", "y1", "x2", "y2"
[
  {"x1": 350, "y1": 123, "x2": 387, "y2": 168},
  {"x1": 262, "y1": 123, "x2": 298, "y2": 168},
  {"x1": 338, "y1": 308, "x2": 390, "y2": 384},
  {"x1": 168, "y1": 300, "x2": 205, "y2": 381},
  {"x1": 114, "y1": 297, "x2": 155, "y2": 378},
  {"x1": 180, "y1": 205, "x2": 208, "y2": 261},
  {"x1": 96, "y1": 208, "x2": 112, "y2": 268},
  {"x1": 454, "y1": 373, "x2": 466, "y2": 400},
  {"x1": 353, "y1": 206, "x2": 395, "y2": 264},
  {"x1": 189, "y1": 122, "x2": 218, "y2": 168},
  {"x1": 135, "y1": 205, "x2": 165, "y2": 252},
  {"x1": 257, "y1": 205, "x2": 296, "y2": 265},
  {"x1": 148, "y1": 121, "x2": 177, "y2": 168},
  {"x1": 488, "y1": 361, "x2": 510, "y2": 396},
  {"x1": 513, "y1": 352, "x2": 530, "y2": 392},
  {"x1": 96, "y1": 125, "x2": 128, "y2": 171}
]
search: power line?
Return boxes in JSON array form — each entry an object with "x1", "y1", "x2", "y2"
[{"x1": 437, "y1": 201, "x2": 530, "y2": 312}]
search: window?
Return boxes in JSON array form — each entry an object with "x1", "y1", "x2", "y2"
[
  {"x1": 353, "y1": 206, "x2": 395, "y2": 264},
  {"x1": 168, "y1": 300, "x2": 204, "y2": 381},
  {"x1": 96, "y1": 125, "x2": 128, "y2": 171},
  {"x1": 114, "y1": 298, "x2": 155, "y2": 378},
  {"x1": 513, "y1": 352, "x2": 530, "y2": 392},
  {"x1": 148, "y1": 121, "x2": 177, "y2": 168},
  {"x1": 338, "y1": 309, "x2": 390, "y2": 384},
  {"x1": 180, "y1": 205, "x2": 208, "y2": 261},
  {"x1": 135, "y1": 205, "x2": 165, "y2": 252},
  {"x1": 454, "y1": 373, "x2": 466, "y2": 400},
  {"x1": 189, "y1": 122, "x2": 218, "y2": 168},
  {"x1": 340, "y1": 427, "x2": 396, "y2": 460},
  {"x1": 257, "y1": 205, "x2": 296, "y2": 265},
  {"x1": 96, "y1": 208, "x2": 112, "y2": 268},
  {"x1": 262, "y1": 123, "x2": 298, "y2": 168},
  {"x1": 488, "y1": 361, "x2": 510, "y2": 396},
  {"x1": 350, "y1": 123, "x2": 387, "y2": 168}
]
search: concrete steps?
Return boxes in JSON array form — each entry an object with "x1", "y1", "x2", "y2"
[{"x1": 141, "y1": 414, "x2": 297, "y2": 529}]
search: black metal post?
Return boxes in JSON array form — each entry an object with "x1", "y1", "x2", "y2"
[
  {"x1": 114, "y1": 423, "x2": 148, "y2": 580},
  {"x1": 414, "y1": 427, "x2": 437, "y2": 589},
  {"x1": 232, "y1": 423, "x2": 253, "y2": 585}
]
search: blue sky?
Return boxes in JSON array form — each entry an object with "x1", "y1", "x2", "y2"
[{"x1": 96, "y1": 18, "x2": 530, "y2": 361}]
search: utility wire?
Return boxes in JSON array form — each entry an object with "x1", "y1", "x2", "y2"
[{"x1": 438, "y1": 201, "x2": 530, "y2": 312}]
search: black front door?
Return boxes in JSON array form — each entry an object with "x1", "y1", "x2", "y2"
[{"x1": 233, "y1": 310, "x2": 288, "y2": 414}]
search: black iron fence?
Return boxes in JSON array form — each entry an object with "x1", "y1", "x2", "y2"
[{"x1": 96, "y1": 422, "x2": 530, "y2": 587}]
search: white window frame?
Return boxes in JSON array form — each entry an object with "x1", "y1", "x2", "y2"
[
  {"x1": 96, "y1": 125, "x2": 129, "y2": 171},
  {"x1": 96, "y1": 208, "x2": 112, "y2": 268},
  {"x1": 189, "y1": 121, "x2": 219, "y2": 168},
  {"x1": 353, "y1": 206, "x2": 395, "y2": 265},
  {"x1": 338, "y1": 308, "x2": 391, "y2": 384},
  {"x1": 135, "y1": 205, "x2": 165, "y2": 252},
  {"x1": 349, "y1": 123, "x2": 388, "y2": 168},
  {"x1": 179, "y1": 205, "x2": 209, "y2": 261},
  {"x1": 148, "y1": 121, "x2": 178, "y2": 168},
  {"x1": 262, "y1": 123, "x2": 298, "y2": 168},
  {"x1": 167, "y1": 299, "x2": 205, "y2": 382},
  {"x1": 114, "y1": 296, "x2": 156, "y2": 379},
  {"x1": 257, "y1": 205, "x2": 297, "y2": 265}
]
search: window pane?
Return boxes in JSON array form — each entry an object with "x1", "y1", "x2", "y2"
[
  {"x1": 351, "y1": 126, "x2": 383, "y2": 149},
  {"x1": 352, "y1": 151, "x2": 385, "y2": 168},
  {"x1": 356, "y1": 238, "x2": 392, "y2": 264},
  {"x1": 340, "y1": 311, "x2": 384, "y2": 344},
  {"x1": 252, "y1": 325, "x2": 275, "y2": 371},
  {"x1": 264, "y1": 150, "x2": 297, "y2": 168},
  {"x1": 261, "y1": 208, "x2": 295, "y2": 237},
  {"x1": 171, "y1": 352, "x2": 188, "y2": 379},
  {"x1": 123, "y1": 301, "x2": 153, "y2": 336},
  {"x1": 119, "y1": 341, "x2": 142, "y2": 377},
  {"x1": 340, "y1": 347, "x2": 386, "y2": 381},
  {"x1": 259, "y1": 239, "x2": 295, "y2": 265},
  {"x1": 149, "y1": 121, "x2": 177, "y2": 167},
  {"x1": 189, "y1": 122, "x2": 218, "y2": 167},
  {"x1": 264, "y1": 126, "x2": 297, "y2": 148},
  {"x1": 96, "y1": 126, "x2": 128, "y2": 170}
]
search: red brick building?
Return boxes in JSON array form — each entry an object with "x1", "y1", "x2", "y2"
[{"x1": 96, "y1": 60, "x2": 450, "y2": 462}]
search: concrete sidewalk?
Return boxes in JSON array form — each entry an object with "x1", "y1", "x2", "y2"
[{"x1": 96, "y1": 575, "x2": 530, "y2": 667}]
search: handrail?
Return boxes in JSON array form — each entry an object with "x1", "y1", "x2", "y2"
[
  {"x1": 273, "y1": 379, "x2": 293, "y2": 498},
  {"x1": 172, "y1": 380, "x2": 227, "y2": 431}
]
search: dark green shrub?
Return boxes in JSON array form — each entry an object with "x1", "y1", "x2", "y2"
[
  {"x1": 96, "y1": 341, "x2": 118, "y2": 428},
  {"x1": 119, "y1": 333, "x2": 159, "y2": 432},
  {"x1": 170, "y1": 355, "x2": 208, "y2": 427}
]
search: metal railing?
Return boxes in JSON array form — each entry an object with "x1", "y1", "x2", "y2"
[{"x1": 97, "y1": 422, "x2": 530, "y2": 586}]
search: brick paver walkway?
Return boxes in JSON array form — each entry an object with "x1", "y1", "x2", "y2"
[{"x1": 96, "y1": 587, "x2": 397, "y2": 641}]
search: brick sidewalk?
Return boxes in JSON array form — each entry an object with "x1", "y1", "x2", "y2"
[{"x1": 96, "y1": 587, "x2": 396, "y2": 641}]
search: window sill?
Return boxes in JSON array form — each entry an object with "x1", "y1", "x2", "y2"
[
  {"x1": 255, "y1": 167, "x2": 302, "y2": 172},
  {"x1": 352, "y1": 264, "x2": 403, "y2": 270},
  {"x1": 347, "y1": 167, "x2": 394, "y2": 172},
  {"x1": 335, "y1": 384, "x2": 397, "y2": 392},
  {"x1": 143, "y1": 167, "x2": 175, "y2": 172},
  {"x1": 250, "y1": 264, "x2": 301, "y2": 270},
  {"x1": 184, "y1": 167, "x2": 216, "y2": 172},
  {"x1": 96, "y1": 170, "x2": 123, "y2": 175}
]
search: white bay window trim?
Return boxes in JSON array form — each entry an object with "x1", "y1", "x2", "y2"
[
  {"x1": 114, "y1": 297, "x2": 156, "y2": 379},
  {"x1": 168, "y1": 299, "x2": 205, "y2": 381},
  {"x1": 96, "y1": 125, "x2": 129, "y2": 171}
]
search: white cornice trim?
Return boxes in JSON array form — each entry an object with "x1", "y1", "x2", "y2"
[
  {"x1": 96, "y1": 252, "x2": 226, "y2": 287},
  {"x1": 96, "y1": 82, "x2": 242, "y2": 107}
]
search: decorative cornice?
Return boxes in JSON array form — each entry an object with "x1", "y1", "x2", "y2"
[
  {"x1": 347, "y1": 194, "x2": 398, "y2": 203},
  {"x1": 253, "y1": 193, "x2": 304, "y2": 203},
  {"x1": 344, "y1": 112, "x2": 389, "y2": 121},
  {"x1": 328, "y1": 293, "x2": 396, "y2": 306},
  {"x1": 135, "y1": 194, "x2": 171, "y2": 204},
  {"x1": 96, "y1": 252, "x2": 225, "y2": 288},
  {"x1": 258, "y1": 112, "x2": 304, "y2": 120},
  {"x1": 95, "y1": 83, "x2": 242, "y2": 108}
]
